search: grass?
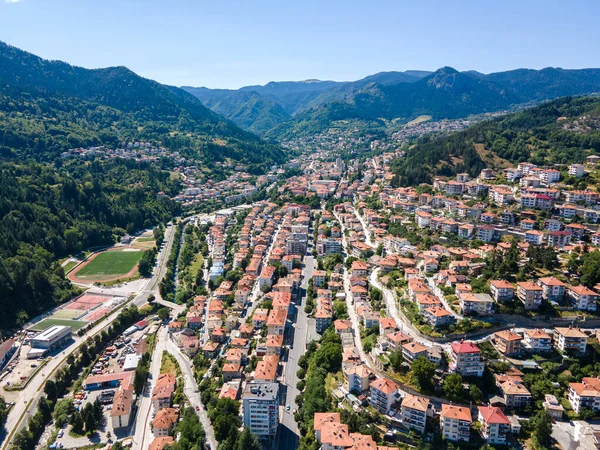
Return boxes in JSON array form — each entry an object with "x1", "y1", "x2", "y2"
[
  {"x1": 51, "y1": 309, "x2": 84, "y2": 320},
  {"x1": 74, "y1": 250, "x2": 144, "y2": 280},
  {"x1": 63, "y1": 261, "x2": 78, "y2": 273},
  {"x1": 30, "y1": 318, "x2": 87, "y2": 331},
  {"x1": 189, "y1": 254, "x2": 204, "y2": 278},
  {"x1": 160, "y1": 351, "x2": 181, "y2": 376},
  {"x1": 136, "y1": 237, "x2": 155, "y2": 242}
]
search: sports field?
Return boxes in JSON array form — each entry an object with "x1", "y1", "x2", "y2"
[
  {"x1": 72, "y1": 250, "x2": 144, "y2": 281},
  {"x1": 52, "y1": 309, "x2": 84, "y2": 320},
  {"x1": 30, "y1": 318, "x2": 87, "y2": 332}
]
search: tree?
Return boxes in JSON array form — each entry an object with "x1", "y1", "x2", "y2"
[
  {"x1": 84, "y1": 408, "x2": 97, "y2": 434},
  {"x1": 133, "y1": 365, "x2": 149, "y2": 395},
  {"x1": 44, "y1": 380, "x2": 58, "y2": 402},
  {"x1": 54, "y1": 398, "x2": 74, "y2": 427},
  {"x1": 443, "y1": 374, "x2": 465, "y2": 402},
  {"x1": 469, "y1": 384, "x2": 483, "y2": 403},
  {"x1": 411, "y1": 355, "x2": 436, "y2": 389},
  {"x1": 147, "y1": 294, "x2": 156, "y2": 306},
  {"x1": 388, "y1": 349, "x2": 404, "y2": 373},
  {"x1": 531, "y1": 410, "x2": 553, "y2": 449},
  {"x1": 71, "y1": 411, "x2": 84, "y2": 434},
  {"x1": 157, "y1": 307, "x2": 170, "y2": 321},
  {"x1": 234, "y1": 428, "x2": 262, "y2": 450}
]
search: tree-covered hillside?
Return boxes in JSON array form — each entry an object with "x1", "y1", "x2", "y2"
[
  {"x1": 0, "y1": 40, "x2": 285, "y2": 173},
  {"x1": 390, "y1": 96, "x2": 600, "y2": 186}
]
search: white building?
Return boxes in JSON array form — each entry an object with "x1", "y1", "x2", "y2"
[{"x1": 242, "y1": 382, "x2": 279, "y2": 440}]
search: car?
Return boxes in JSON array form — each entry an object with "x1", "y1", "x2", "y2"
[
  {"x1": 57, "y1": 430, "x2": 64, "y2": 438},
  {"x1": 286, "y1": 405, "x2": 290, "y2": 411},
  {"x1": 195, "y1": 405, "x2": 200, "y2": 411}
]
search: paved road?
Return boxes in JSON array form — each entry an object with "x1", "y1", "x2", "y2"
[
  {"x1": 352, "y1": 208, "x2": 376, "y2": 249},
  {"x1": 277, "y1": 255, "x2": 314, "y2": 450},
  {"x1": 165, "y1": 338, "x2": 218, "y2": 450},
  {"x1": 131, "y1": 326, "x2": 169, "y2": 450},
  {"x1": 1, "y1": 224, "x2": 178, "y2": 450}
]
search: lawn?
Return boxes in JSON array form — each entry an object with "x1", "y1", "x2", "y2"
[
  {"x1": 62, "y1": 261, "x2": 78, "y2": 273},
  {"x1": 30, "y1": 318, "x2": 87, "y2": 332},
  {"x1": 136, "y1": 237, "x2": 155, "y2": 242},
  {"x1": 74, "y1": 250, "x2": 144, "y2": 280}
]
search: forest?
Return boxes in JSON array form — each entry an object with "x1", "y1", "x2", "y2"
[
  {"x1": 391, "y1": 96, "x2": 600, "y2": 186},
  {"x1": 0, "y1": 158, "x2": 181, "y2": 328}
]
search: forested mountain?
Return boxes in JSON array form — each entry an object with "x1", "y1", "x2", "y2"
[
  {"x1": 187, "y1": 66, "x2": 600, "y2": 137},
  {"x1": 182, "y1": 70, "x2": 432, "y2": 134},
  {"x1": 390, "y1": 96, "x2": 600, "y2": 186},
  {"x1": 0, "y1": 40, "x2": 285, "y2": 172}
]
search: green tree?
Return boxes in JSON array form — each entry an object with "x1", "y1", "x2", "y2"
[
  {"x1": 234, "y1": 428, "x2": 262, "y2": 450},
  {"x1": 71, "y1": 411, "x2": 84, "y2": 434},
  {"x1": 443, "y1": 374, "x2": 465, "y2": 402},
  {"x1": 43, "y1": 380, "x2": 58, "y2": 402},
  {"x1": 411, "y1": 355, "x2": 436, "y2": 389},
  {"x1": 157, "y1": 307, "x2": 170, "y2": 321}
]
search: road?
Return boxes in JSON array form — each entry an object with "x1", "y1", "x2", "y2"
[
  {"x1": 131, "y1": 326, "x2": 169, "y2": 450},
  {"x1": 352, "y1": 207, "x2": 376, "y2": 249},
  {"x1": 165, "y1": 337, "x2": 218, "y2": 450},
  {"x1": 277, "y1": 254, "x2": 314, "y2": 450},
  {"x1": 1, "y1": 224, "x2": 179, "y2": 450}
]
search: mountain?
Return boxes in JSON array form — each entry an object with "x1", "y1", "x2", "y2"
[
  {"x1": 182, "y1": 71, "x2": 431, "y2": 135},
  {"x1": 390, "y1": 95, "x2": 600, "y2": 186},
  {"x1": 186, "y1": 66, "x2": 600, "y2": 138},
  {"x1": 0, "y1": 40, "x2": 285, "y2": 172}
]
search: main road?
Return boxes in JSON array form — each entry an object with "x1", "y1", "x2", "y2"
[{"x1": 277, "y1": 254, "x2": 315, "y2": 450}]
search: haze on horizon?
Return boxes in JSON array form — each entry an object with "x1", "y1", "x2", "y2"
[{"x1": 0, "y1": 0, "x2": 599, "y2": 89}]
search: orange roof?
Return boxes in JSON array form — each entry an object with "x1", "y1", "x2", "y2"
[
  {"x1": 524, "y1": 328, "x2": 551, "y2": 339},
  {"x1": 495, "y1": 330, "x2": 522, "y2": 342},
  {"x1": 149, "y1": 437, "x2": 174, "y2": 450},
  {"x1": 370, "y1": 377, "x2": 399, "y2": 395},
  {"x1": 441, "y1": 404, "x2": 472, "y2": 422},
  {"x1": 424, "y1": 306, "x2": 452, "y2": 317},
  {"x1": 266, "y1": 334, "x2": 284, "y2": 348},
  {"x1": 402, "y1": 394, "x2": 429, "y2": 413},
  {"x1": 518, "y1": 281, "x2": 543, "y2": 291},
  {"x1": 386, "y1": 331, "x2": 411, "y2": 344},
  {"x1": 538, "y1": 277, "x2": 566, "y2": 287},
  {"x1": 451, "y1": 341, "x2": 480, "y2": 355},
  {"x1": 554, "y1": 327, "x2": 587, "y2": 338},
  {"x1": 313, "y1": 412, "x2": 341, "y2": 431},
  {"x1": 110, "y1": 388, "x2": 133, "y2": 417},
  {"x1": 151, "y1": 407, "x2": 179, "y2": 429},
  {"x1": 403, "y1": 342, "x2": 428, "y2": 355},
  {"x1": 490, "y1": 280, "x2": 514, "y2": 289},
  {"x1": 478, "y1": 405, "x2": 510, "y2": 425},
  {"x1": 254, "y1": 355, "x2": 279, "y2": 381}
]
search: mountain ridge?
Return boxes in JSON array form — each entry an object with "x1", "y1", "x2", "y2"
[{"x1": 184, "y1": 66, "x2": 600, "y2": 137}]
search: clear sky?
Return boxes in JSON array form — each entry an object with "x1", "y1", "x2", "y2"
[{"x1": 1, "y1": 0, "x2": 599, "y2": 89}]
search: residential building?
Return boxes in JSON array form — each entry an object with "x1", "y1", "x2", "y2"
[
  {"x1": 567, "y1": 285, "x2": 599, "y2": 311},
  {"x1": 538, "y1": 277, "x2": 566, "y2": 301},
  {"x1": 523, "y1": 329, "x2": 552, "y2": 352},
  {"x1": 493, "y1": 330, "x2": 522, "y2": 356},
  {"x1": 370, "y1": 377, "x2": 400, "y2": 414},
  {"x1": 554, "y1": 327, "x2": 588, "y2": 355},
  {"x1": 490, "y1": 280, "x2": 515, "y2": 302},
  {"x1": 568, "y1": 378, "x2": 600, "y2": 414},
  {"x1": 449, "y1": 341, "x2": 485, "y2": 377},
  {"x1": 441, "y1": 404, "x2": 472, "y2": 442},
  {"x1": 517, "y1": 281, "x2": 543, "y2": 310},
  {"x1": 401, "y1": 394, "x2": 430, "y2": 434},
  {"x1": 242, "y1": 382, "x2": 279, "y2": 440},
  {"x1": 478, "y1": 406, "x2": 510, "y2": 445}
]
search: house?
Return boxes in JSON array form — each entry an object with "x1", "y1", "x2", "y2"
[
  {"x1": 379, "y1": 318, "x2": 397, "y2": 336},
  {"x1": 258, "y1": 265, "x2": 275, "y2": 291},
  {"x1": 567, "y1": 285, "x2": 599, "y2": 311},
  {"x1": 402, "y1": 342, "x2": 429, "y2": 364},
  {"x1": 493, "y1": 330, "x2": 522, "y2": 356},
  {"x1": 568, "y1": 377, "x2": 600, "y2": 414},
  {"x1": 110, "y1": 388, "x2": 134, "y2": 429},
  {"x1": 401, "y1": 394, "x2": 430, "y2": 434},
  {"x1": 254, "y1": 355, "x2": 279, "y2": 382},
  {"x1": 517, "y1": 281, "x2": 543, "y2": 310},
  {"x1": 151, "y1": 373, "x2": 176, "y2": 411},
  {"x1": 313, "y1": 270, "x2": 327, "y2": 287},
  {"x1": 460, "y1": 293, "x2": 494, "y2": 316},
  {"x1": 370, "y1": 377, "x2": 400, "y2": 413},
  {"x1": 344, "y1": 364, "x2": 374, "y2": 393},
  {"x1": 441, "y1": 404, "x2": 472, "y2": 442},
  {"x1": 152, "y1": 408, "x2": 179, "y2": 437},
  {"x1": 149, "y1": 437, "x2": 175, "y2": 450},
  {"x1": 490, "y1": 280, "x2": 515, "y2": 302},
  {"x1": 266, "y1": 309, "x2": 287, "y2": 336},
  {"x1": 524, "y1": 229, "x2": 545, "y2": 246},
  {"x1": 554, "y1": 327, "x2": 588, "y2": 355},
  {"x1": 496, "y1": 375, "x2": 531, "y2": 408},
  {"x1": 222, "y1": 363, "x2": 242, "y2": 382},
  {"x1": 265, "y1": 334, "x2": 284, "y2": 357},
  {"x1": 423, "y1": 307, "x2": 455, "y2": 328},
  {"x1": 449, "y1": 341, "x2": 484, "y2": 377},
  {"x1": 350, "y1": 260, "x2": 368, "y2": 278},
  {"x1": 385, "y1": 331, "x2": 412, "y2": 352},
  {"x1": 477, "y1": 406, "x2": 510, "y2": 445},
  {"x1": 523, "y1": 329, "x2": 552, "y2": 352},
  {"x1": 538, "y1": 277, "x2": 567, "y2": 301},
  {"x1": 543, "y1": 394, "x2": 564, "y2": 419}
]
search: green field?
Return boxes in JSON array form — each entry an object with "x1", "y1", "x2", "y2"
[
  {"x1": 30, "y1": 318, "x2": 87, "y2": 332},
  {"x1": 74, "y1": 250, "x2": 144, "y2": 279},
  {"x1": 136, "y1": 237, "x2": 155, "y2": 242},
  {"x1": 52, "y1": 310, "x2": 84, "y2": 320}
]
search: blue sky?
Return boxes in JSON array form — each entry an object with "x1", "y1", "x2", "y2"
[{"x1": 1, "y1": 0, "x2": 599, "y2": 89}]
